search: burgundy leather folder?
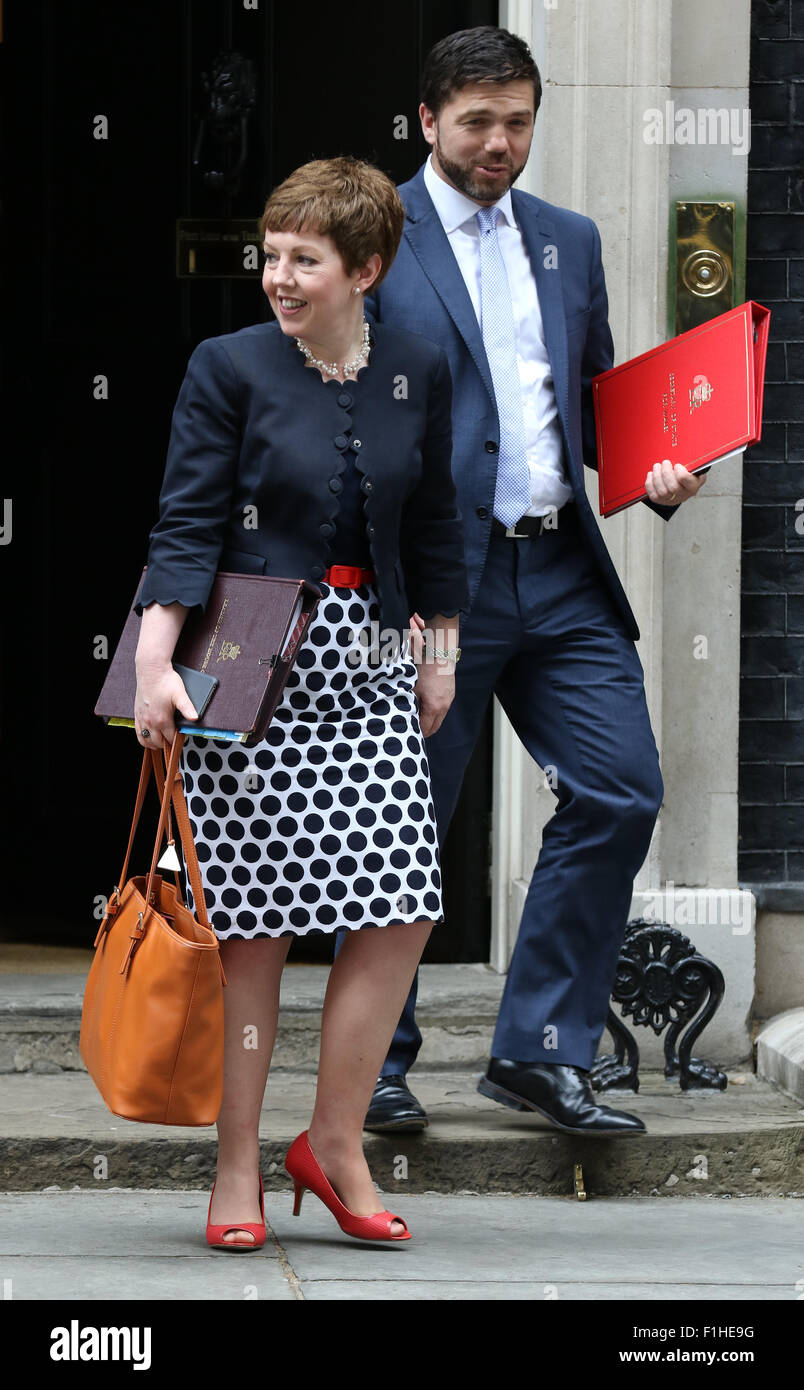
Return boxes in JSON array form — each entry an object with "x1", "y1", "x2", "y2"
[{"x1": 94, "y1": 568, "x2": 321, "y2": 747}]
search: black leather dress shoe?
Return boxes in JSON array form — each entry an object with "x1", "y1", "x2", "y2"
[
  {"x1": 477, "y1": 1058, "x2": 646, "y2": 1136},
  {"x1": 363, "y1": 1075, "x2": 428, "y2": 1132}
]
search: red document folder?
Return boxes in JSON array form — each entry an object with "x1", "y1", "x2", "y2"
[{"x1": 592, "y1": 301, "x2": 770, "y2": 517}]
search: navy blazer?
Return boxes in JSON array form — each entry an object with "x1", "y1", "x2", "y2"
[
  {"x1": 367, "y1": 167, "x2": 677, "y2": 642},
  {"x1": 134, "y1": 320, "x2": 470, "y2": 640}
]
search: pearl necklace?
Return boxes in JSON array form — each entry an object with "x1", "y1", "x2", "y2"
[{"x1": 295, "y1": 318, "x2": 371, "y2": 379}]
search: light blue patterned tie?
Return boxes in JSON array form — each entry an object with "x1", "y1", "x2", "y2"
[{"x1": 476, "y1": 205, "x2": 532, "y2": 528}]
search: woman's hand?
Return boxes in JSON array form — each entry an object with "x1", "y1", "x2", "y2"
[
  {"x1": 414, "y1": 661, "x2": 455, "y2": 738},
  {"x1": 410, "y1": 610, "x2": 458, "y2": 739},
  {"x1": 134, "y1": 662, "x2": 198, "y2": 750}
]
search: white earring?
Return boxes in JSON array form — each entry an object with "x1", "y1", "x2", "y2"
[{"x1": 353, "y1": 286, "x2": 362, "y2": 295}]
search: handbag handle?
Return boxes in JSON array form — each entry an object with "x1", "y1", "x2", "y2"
[
  {"x1": 150, "y1": 739, "x2": 210, "y2": 926},
  {"x1": 108, "y1": 733, "x2": 210, "y2": 929}
]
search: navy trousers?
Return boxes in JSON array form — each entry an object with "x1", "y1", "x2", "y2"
[{"x1": 339, "y1": 500, "x2": 664, "y2": 1075}]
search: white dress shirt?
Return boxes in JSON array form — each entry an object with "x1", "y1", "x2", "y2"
[{"x1": 423, "y1": 154, "x2": 573, "y2": 516}]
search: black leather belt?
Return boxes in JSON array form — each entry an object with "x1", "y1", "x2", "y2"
[{"x1": 490, "y1": 501, "x2": 575, "y2": 538}]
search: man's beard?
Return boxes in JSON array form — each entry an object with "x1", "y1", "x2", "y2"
[{"x1": 433, "y1": 136, "x2": 526, "y2": 203}]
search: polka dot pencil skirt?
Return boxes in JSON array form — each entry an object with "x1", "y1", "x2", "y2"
[{"x1": 180, "y1": 581, "x2": 444, "y2": 939}]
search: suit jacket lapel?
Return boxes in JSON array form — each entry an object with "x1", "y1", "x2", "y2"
[
  {"x1": 513, "y1": 191, "x2": 571, "y2": 445},
  {"x1": 402, "y1": 173, "x2": 496, "y2": 405},
  {"x1": 402, "y1": 173, "x2": 574, "y2": 466}
]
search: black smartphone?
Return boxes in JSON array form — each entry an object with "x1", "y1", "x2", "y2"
[{"x1": 172, "y1": 662, "x2": 219, "y2": 721}]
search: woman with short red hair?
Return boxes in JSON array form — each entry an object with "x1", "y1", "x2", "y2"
[{"x1": 133, "y1": 157, "x2": 468, "y2": 1247}]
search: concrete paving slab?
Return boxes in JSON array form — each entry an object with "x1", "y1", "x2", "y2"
[
  {"x1": 0, "y1": 1069, "x2": 802, "y2": 1197},
  {"x1": 0, "y1": 1192, "x2": 296, "y2": 1300},
  {"x1": 1, "y1": 1256, "x2": 295, "y2": 1301},
  {"x1": 268, "y1": 1193, "x2": 804, "y2": 1292},
  {"x1": 299, "y1": 1280, "x2": 791, "y2": 1301},
  {"x1": 0, "y1": 1190, "x2": 285, "y2": 1259}
]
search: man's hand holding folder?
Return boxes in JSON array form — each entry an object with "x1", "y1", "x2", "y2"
[{"x1": 644, "y1": 458, "x2": 709, "y2": 509}]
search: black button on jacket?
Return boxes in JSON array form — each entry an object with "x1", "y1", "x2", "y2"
[{"x1": 134, "y1": 321, "x2": 470, "y2": 640}]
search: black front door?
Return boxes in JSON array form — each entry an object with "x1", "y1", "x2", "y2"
[{"x1": 2, "y1": 0, "x2": 496, "y2": 962}]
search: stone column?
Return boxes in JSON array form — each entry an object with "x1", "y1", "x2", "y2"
[{"x1": 492, "y1": 0, "x2": 754, "y2": 1064}]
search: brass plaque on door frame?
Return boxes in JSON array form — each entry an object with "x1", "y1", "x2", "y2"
[{"x1": 674, "y1": 201, "x2": 734, "y2": 334}]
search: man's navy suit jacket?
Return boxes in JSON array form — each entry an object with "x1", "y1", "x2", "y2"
[
  {"x1": 134, "y1": 320, "x2": 470, "y2": 639},
  {"x1": 367, "y1": 166, "x2": 676, "y2": 641}
]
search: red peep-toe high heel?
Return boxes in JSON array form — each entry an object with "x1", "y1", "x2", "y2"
[
  {"x1": 206, "y1": 1174, "x2": 266, "y2": 1251},
  {"x1": 285, "y1": 1131, "x2": 411, "y2": 1242}
]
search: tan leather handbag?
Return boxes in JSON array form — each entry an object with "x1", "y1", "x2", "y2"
[{"x1": 80, "y1": 732, "x2": 226, "y2": 1126}]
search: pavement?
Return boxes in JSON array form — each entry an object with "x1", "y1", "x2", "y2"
[{"x1": 1, "y1": 1190, "x2": 802, "y2": 1301}]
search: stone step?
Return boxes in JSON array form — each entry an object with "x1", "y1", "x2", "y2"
[
  {"x1": 1, "y1": 1068, "x2": 802, "y2": 1199},
  {"x1": 0, "y1": 958, "x2": 757, "y2": 1077},
  {"x1": 0, "y1": 962, "x2": 505, "y2": 1074}
]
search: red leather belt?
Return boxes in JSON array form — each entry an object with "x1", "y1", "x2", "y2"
[{"x1": 324, "y1": 565, "x2": 376, "y2": 587}]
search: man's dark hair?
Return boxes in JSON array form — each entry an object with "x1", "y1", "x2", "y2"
[{"x1": 421, "y1": 25, "x2": 541, "y2": 119}]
